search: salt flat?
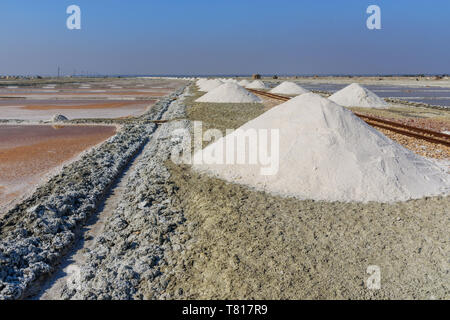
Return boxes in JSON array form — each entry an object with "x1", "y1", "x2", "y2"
[
  {"x1": 0, "y1": 78, "x2": 182, "y2": 120},
  {"x1": 0, "y1": 99, "x2": 157, "y2": 121},
  {"x1": 0, "y1": 124, "x2": 117, "y2": 212}
]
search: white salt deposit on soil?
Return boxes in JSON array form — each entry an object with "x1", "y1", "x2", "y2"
[
  {"x1": 198, "y1": 79, "x2": 224, "y2": 92},
  {"x1": 269, "y1": 81, "x2": 310, "y2": 95},
  {"x1": 196, "y1": 83, "x2": 263, "y2": 103},
  {"x1": 238, "y1": 80, "x2": 251, "y2": 86},
  {"x1": 193, "y1": 93, "x2": 449, "y2": 203},
  {"x1": 246, "y1": 80, "x2": 268, "y2": 89},
  {"x1": 328, "y1": 83, "x2": 389, "y2": 108}
]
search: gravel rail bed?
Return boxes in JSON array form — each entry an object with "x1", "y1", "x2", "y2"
[{"x1": 0, "y1": 86, "x2": 188, "y2": 300}]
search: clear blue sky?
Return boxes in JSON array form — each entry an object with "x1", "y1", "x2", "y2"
[{"x1": 1, "y1": 0, "x2": 449, "y2": 76}]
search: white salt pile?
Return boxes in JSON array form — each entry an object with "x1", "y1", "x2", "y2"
[
  {"x1": 196, "y1": 83, "x2": 262, "y2": 103},
  {"x1": 246, "y1": 80, "x2": 268, "y2": 89},
  {"x1": 198, "y1": 79, "x2": 224, "y2": 92},
  {"x1": 238, "y1": 79, "x2": 251, "y2": 86},
  {"x1": 269, "y1": 81, "x2": 310, "y2": 95},
  {"x1": 193, "y1": 93, "x2": 449, "y2": 202},
  {"x1": 196, "y1": 78, "x2": 208, "y2": 87},
  {"x1": 223, "y1": 79, "x2": 238, "y2": 84},
  {"x1": 328, "y1": 83, "x2": 388, "y2": 108}
]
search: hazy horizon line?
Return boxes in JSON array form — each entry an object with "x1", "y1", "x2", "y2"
[{"x1": 1, "y1": 73, "x2": 448, "y2": 78}]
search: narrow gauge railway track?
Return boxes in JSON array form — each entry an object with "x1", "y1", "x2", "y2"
[{"x1": 248, "y1": 88, "x2": 450, "y2": 147}]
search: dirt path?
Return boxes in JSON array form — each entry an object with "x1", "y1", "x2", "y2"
[{"x1": 36, "y1": 140, "x2": 151, "y2": 300}]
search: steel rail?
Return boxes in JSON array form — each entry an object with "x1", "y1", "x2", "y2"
[{"x1": 248, "y1": 88, "x2": 450, "y2": 147}]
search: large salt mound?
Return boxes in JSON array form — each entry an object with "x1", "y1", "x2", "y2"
[
  {"x1": 238, "y1": 79, "x2": 251, "y2": 86},
  {"x1": 196, "y1": 83, "x2": 263, "y2": 103},
  {"x1": 196, "y1": 79, "x2": 208, "y2": 87},
  {"x1": 329, "y1": 83, "x2": 388, "y2": 109},
  {"x1": 193, "y1": 93, "x2": 449, "y2": 202},
  {"x1": 269, "y1": 81, "x2": 310, "y2": 95},
  {"x1": 198, "y1": 79, "x2": 224, "y2": 92},
  {"x1": 246, "y1": 80, "x2": 268, "y2": 89}
]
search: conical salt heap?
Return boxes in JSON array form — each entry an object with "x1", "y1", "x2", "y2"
[
  {"x1": 198, "y1": 79, "x2": 224, "y2": 92},
  {"x1": 196, "y1": 78, "x2": 207, "y2": 87},
  {"x1": 246, "y1": 80, "x2": 268, "y2": 89},
  {"x1": 269, "y1": 81, "x2": 310, "y2": 95},
  {"x1": 193, "y1": 93, "x2": 448, "y2": 202},
  {"x1": 328, "y1": 83, "x2": 388, "y2": 108},
  {"x1": 196, "y1": 83, "x2": 262, "y2": 103},
  {"x1": 238, "y1": 79, "x2": 251, "y2": 86}
]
